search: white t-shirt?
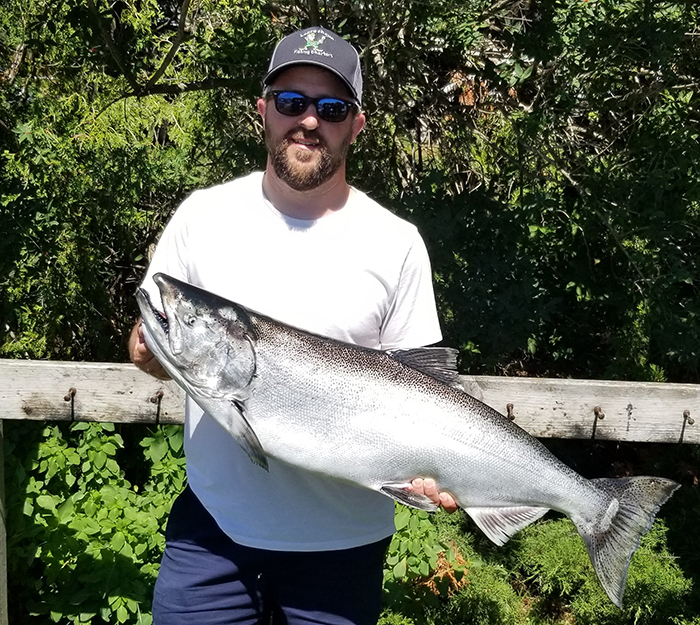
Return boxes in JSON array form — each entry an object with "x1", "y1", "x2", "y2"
[{"x1": 142, "y1": 171, "x2": 442, "y2": 551}]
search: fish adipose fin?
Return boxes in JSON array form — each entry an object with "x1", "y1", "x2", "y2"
[
  {"x1": 226, "y1": 399, "x2": 269, "y2": 471},
  {"x1": 574, "y1": 476, "x2": 679, "y2": 609},
  {"x1": 387, "y1": 347, "x2": 461, "y2": 387},
  {"x1": 380, "y1": 482, "x2": 439, "y2": 512},
  {"x1": 465, "y1": 505, "x2": 550, "y2": 546}
]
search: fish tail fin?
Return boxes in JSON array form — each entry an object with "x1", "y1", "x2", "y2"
[{"x1": 575, "y1": 476, "x2": 679, "y2": 608}]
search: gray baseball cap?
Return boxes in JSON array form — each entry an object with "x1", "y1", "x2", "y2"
[{"x1": 263, "y1": 27, "x2": 363, "y2": 105}]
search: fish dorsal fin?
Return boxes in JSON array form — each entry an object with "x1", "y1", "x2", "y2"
[
  {"x1": 380, "y1": 482, "x2": 439, "y2": 512},
  {"x1": 387, "y1": 347, "x2": 460, "y2": 387},
  {"x1": 465, "y1": 506, "x2": 550, "y2": 546}
]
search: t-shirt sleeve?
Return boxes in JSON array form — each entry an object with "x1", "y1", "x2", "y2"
[
  {"x1": 140, "y1": 198, "x2": 193, "y2": 307},
  {"x1": 379, "y1": 230, "x2": 442, "y2": 350}
]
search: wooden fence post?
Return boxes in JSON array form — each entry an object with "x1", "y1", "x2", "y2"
[{"x1": 0, "y1": 420, "x2": 8, "y2": 625}]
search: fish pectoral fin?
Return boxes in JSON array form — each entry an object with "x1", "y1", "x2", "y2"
[
  {"x1": 386, "y1": 347, "x2": 460, "y2": 387},
  {"x1": 380, "y1": 483, "x2": 439, "y2": 512},
  {"x1": 227, "y1": 399, "x2": 269, "y2": 471},
  {"x1": 465, "y1": 505, "x2": 550, "y2": 546}
]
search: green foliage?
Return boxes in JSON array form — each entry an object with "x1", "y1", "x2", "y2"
[
  {"x1": 5, "y1": 427, "x2": 699, "y2": 624},
  {"x1": 6, "y1": 421, "x2": 186, "y2": 624},
  {"x1": 0, "y1": 0, "x2": 269, "y2": 361},
  {"x1": 350, "y1": 0, "x2": 700, "y2": 382},
  {"x1": 425, "y1": 562, "x2": 523, "y2": 625},
  {"x1": 383, "y1": 506, "x2": 464, "y2": 614},
  {"x1": 1, "y1": 0, "x2": 699, "y2": 376},
  {"x1": 381, "y1": 506, "x2": 696, "y2": 625},
  {"x1": 383, "y1": 510, "x2": 525, "y2": 625},
  {"x1": 385, "y1": 506, "x2": 445, "y2": 583},
  {"x1": 505, "y1": 517, "x2": 692, "y2": 624},
  {"x1": 377, "y1": 613, "x2": 416, "y2": 625}
]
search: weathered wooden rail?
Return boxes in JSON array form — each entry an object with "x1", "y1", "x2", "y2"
[
  {"x1": 2, "y1": 361, "x2": 698, "y2": 441},
  {"x1": 0, "y1": 359, "x2": 698, "y2": 624}
]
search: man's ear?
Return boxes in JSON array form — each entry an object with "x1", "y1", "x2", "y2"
[
  {"x1": 351, "y1": 112, "x2": 366, "y2": 143},
  {"x1": 256, "y1": 98, "x2": 267, "y2": 127}
]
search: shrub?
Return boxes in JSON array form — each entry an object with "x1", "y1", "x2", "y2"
[
  {"x1": 511, "y1": 517, "x2": 692, "y2": 624},
  {"x1": 6, "y1": 421, "x2": 186, "y2": 624}
]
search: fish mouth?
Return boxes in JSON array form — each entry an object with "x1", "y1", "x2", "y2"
[{"x1": 138, "y1": 287, "x2": 169, "y2": 335}]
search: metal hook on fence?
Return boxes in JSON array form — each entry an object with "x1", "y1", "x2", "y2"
[
  {"x1": 506, "y1": 403, "x2": 515, "y2": 421},
  {"x1": 679, "y1": 409, "x2": 694, "y2": 444},
  {"x1": 150, "y1": 390, "x2": 164, "y2": 425},
  {"x1": 591, "y1": 405, "x2": 604, "y2": 440},
  {"x1": 64, "y1": 387, "x2": 77, "y2": 423}
]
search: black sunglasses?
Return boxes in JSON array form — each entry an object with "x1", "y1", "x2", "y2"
[{"x1": 267, "y1": 90, "x2": 358, "y2": 123}]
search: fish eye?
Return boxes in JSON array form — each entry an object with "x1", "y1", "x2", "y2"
[{"x1": 185, "y1": 314, "x2": 197, "y2": 327}]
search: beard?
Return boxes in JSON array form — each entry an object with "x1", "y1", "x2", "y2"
[{"x1": 265, "y1": 126, "x2": 353, "y2": 192}]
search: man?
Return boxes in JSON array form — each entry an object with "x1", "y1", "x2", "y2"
[{"x1": 130, "y1": 26, "x2": 456, "y2": 625}]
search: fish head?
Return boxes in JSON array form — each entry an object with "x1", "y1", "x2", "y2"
[{"x1": 136, "y1": 273, "x2": 256, "y2": 399}]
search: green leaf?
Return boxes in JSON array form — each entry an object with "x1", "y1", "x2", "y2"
[
  {"x1": 57, "y1": 497, "x2": 74, "y2": 522},
  {"x1": 393, "y1": 558, "x2": 407, "y2": 580},
  {"x1": 36, "y1": 494, "x2": 58, "y2": 511},
  {"x1": 410, "y1": 539, "x2": 422, "y2": 555},
  {"x1": 94, "y1": 450, "x2": 107, "y2": 469},
  {"x1": 111, "y1": 531, "x2": 126, "y2": 552},
  {"x1": 148, "y1": 437, "x2": 168, "y2": 463},
  {"x1": 394, "y1": 508, "x2": 411, "y2": 531},
  {"x1": 23, "y1": 499, "x2": 33, "y2": 516},
  {"x1": 419, "y1": 560, "x2": 430, "y2": 577}
]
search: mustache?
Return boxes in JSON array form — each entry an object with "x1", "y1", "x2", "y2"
[{"x1": 285, "y1": 129, "x2": 325, "y2": 147}]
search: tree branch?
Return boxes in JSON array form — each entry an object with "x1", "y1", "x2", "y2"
[
  {"x1": 6, "y1": 43, "x2": 27, "y2": 84},
  {"x1": 127, "y1": 77, "x2": 241, "y2": 97},
  {"x1": 96, "y1": 78, "x2": 242, "y2": 119},
  {"x1": 86, "y1": 0, "x2": 140, "y2": 93},
  {"x1": 307, "y1": 0, "x2": 320, "y2": 26},
  {"x1": 143, "y1": 0, "x2": 192, "y2": 91}
]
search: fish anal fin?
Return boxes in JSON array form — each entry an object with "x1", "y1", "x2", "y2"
[
  {"x1": 380, "y1": 482, "x2": 439, "y2": 512},
  {"x1": 466, "y1": 505, "x2": 550, "y2": 546}
]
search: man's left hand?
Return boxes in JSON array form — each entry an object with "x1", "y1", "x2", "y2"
[{"x1": 410, "y1": 478, "x2": 458, "y2": 513}]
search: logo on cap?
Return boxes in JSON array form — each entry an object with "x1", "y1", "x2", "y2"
[{"x1": 295, "y1": 30, "x2": 333, "y2": 58}]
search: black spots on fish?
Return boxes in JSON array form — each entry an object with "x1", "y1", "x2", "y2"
[
  {"x1": 387, "y1": 347, "x2": 460, "y2": 387},
  {"x1": 218, "y1": 304, "x2": 257, "y2": 343},
  {"x1": 576, "y1": 475, "x2": 680, "y2": 607}
]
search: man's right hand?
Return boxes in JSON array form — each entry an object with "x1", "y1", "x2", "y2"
[{"x1": 129, "y1": 319, "x2": 171, "y2": 380}]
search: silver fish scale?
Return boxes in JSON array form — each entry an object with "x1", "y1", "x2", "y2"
[{"x1": 243, "y1": 316, "x2": 606, "y2": 517}]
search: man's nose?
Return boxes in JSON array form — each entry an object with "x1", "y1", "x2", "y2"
[{"x1": 299, "y1": 109, "x2": 320, "y2": 130}]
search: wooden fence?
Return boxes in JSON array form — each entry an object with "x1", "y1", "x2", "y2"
[{"x1": 0, "y1": 359, "x2": 698, "y2": 624}]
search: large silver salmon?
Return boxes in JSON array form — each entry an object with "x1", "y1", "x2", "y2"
[{"x1": 137, "y1": 273, "x2": 679, "y2": 608}]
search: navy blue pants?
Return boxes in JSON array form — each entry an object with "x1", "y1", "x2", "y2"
[{"x1": 152, "y1": 486, "x2": 391, "y2": 625}]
